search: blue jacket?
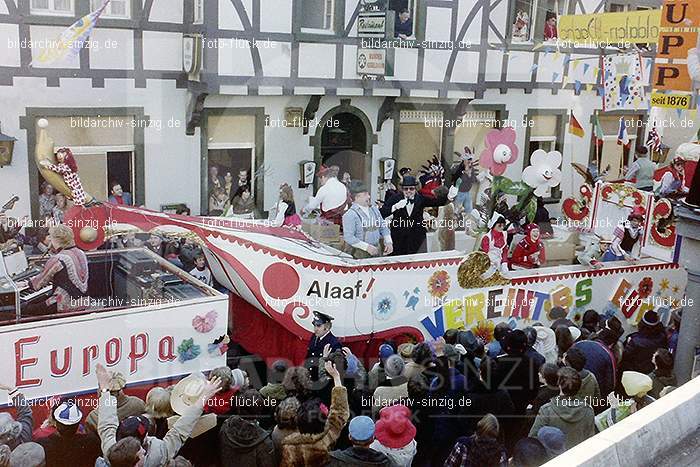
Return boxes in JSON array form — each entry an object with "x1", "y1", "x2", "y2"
[
  {"x1": 342, "y1": 204, "x2": 391, "y2": 251},
  {"x1": 572, "y1": 340, "x2": 616, "y2": 398}
]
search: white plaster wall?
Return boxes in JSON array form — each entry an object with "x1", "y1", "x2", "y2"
[
  {"x1": 259, "y1": 0, "x2": 292, "y2": 33},
  {"x1": 0, "y1": 78, "x2": 200, "y2": 219},
  {"x1": 0, "y1": 24, "x2": 21, "y2": 67},
  {"x1": 142, "y1": 31, "x2": 182, "y2": 71},
  {"x1": 297, "y1": 43, "x2": 336, "y2": 79},
  {"x1": 425, "y1": 7, "x2": 453, "y2": 43},
  {"x1": 218, "y1": 39, "x2": 255, "y2": 76},
  {"x1": 89, "y1": 28, "x2": 135, "y2": 70},
  {"x1": 148, "y1": 0, "x2": 183, "y2": 24},
  {"x1": 258, "y1": 42, "x2": 292, "y2": 78}
]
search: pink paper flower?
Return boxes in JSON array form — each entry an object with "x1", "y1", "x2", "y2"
[
  {"x1": 192, "y1": 310, "x2": 218, "y2": 333},
  {"x1": 479, "y1": 127, "x2": 519, "y2": 176}
]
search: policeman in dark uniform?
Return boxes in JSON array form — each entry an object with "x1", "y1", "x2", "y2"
[{"x1": 305, "y1": 311, "x2": 342, "y2": 380}]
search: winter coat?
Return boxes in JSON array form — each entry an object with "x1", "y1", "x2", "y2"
[
  {"x1": 97, "y1": 392, "x2": 202, "y2": 467},
  {"x1": 529, "y1": 385, "x2": 559, "y2": 416},
  {"x1": 280, "y1": 386, "x2": 350, "y2": 467},
  {"x1": 5, "y1": 393, "x2": 32, "y2": 450},
  {"x1": 219, "y1": 416, "x2": 275, "y2": 467},
  {"x1": 571, "y1": 340, "x2": 616, "y2": 399},
  {"x1": 492, "y1": 353, "x2": 539, "y2": 414},
  {"x1": 271, "y1": 426, "x2": 296, "y2": 466},
  {"x1": 372, "y1": 380, "x2": 409, "y2": 418},
  {"x1": 648, "y1": 371, "x2": 677, "y2": 399},
  {"x1": 369, "y1": 440, "x2": 417, "y2": 467},
  {"x1": 620, "y1": 331, "x2": 668, "y2": 375},
  {"x1": 575, "y1": 369, "x2": 602, "y2": 407},
  {"x1": 85, "y1": 393, "x2": 146, "y2": 433},
  {"x1": 457, "y1": 379, "x2": 515, "y2": 436},
  {"x1": 529, "y1": 396, "x2": 595, "y2": 448},
  {"x1": 37, "y1": 432, "x2": 101, "y2": 467},
  {"x1": 327, "y1": 446, "x2": 390, "y2": 466}
]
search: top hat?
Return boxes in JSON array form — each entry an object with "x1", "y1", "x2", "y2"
[{"x1": 400, "y1": 175, "x2": 418, "y2": 187}]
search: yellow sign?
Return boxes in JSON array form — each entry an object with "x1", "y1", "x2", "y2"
[
  {"x1": 559, "y1": 10, "x2": 662, "y2": 45},
  {"x1": 651, "y1": 92, "x2": 692, "y2": 109}
]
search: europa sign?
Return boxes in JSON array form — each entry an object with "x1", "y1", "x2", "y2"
[
  {"x1": 2, "y1": 299, "x2": 228, "y2": 402},
  {"x1": 358, "y1": 12, "x2": 387, "y2": 37},
  {"x1": 357, "y1": 48, "x2": 386, "y2": 75}
]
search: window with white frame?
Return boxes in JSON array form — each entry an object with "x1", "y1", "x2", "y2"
[
  {"x1": 91, "y1": 0, "x2": 130, "y2": 18},
  {"x1": 193, "y1": 0, "x2": 204, "y2": 24},
  {"x1": 390, "y1": 0, "x2": 417, "y2": 39},
  {"x1": 510, "y1": 0, "x2": 569, "y2": 43},
  {"x1": 30, "y1": 0, "x2": 73, "y2": 16},
  {"x1": 300, "y1": 0, "x2": 336, "y2": 34}
]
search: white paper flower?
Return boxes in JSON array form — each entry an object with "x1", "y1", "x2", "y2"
[{"x1": 522, "y1": 149, "x2": 563, "y2": 196}]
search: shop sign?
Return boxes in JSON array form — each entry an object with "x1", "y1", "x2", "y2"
[
  {"x1": 358, "y1": 12, "x2": 387, "y2": 37},
  {"x1": 357, "y1": 48, "x2": 386, "y2": 75},
  {"x1": 650, "y1": 92, "x2": 692, "y2": 109},
  {"x1": 652, "y1": 0, "x2": 699, "y2": 93},
  {"x1": 558, "y1": 10, "x2": 661, "y2": 44}
]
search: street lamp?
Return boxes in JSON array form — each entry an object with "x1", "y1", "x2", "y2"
[{"x1": 0, "y1": 123, "x2": 17, "y2": 167}]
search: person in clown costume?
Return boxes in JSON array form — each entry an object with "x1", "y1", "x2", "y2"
[
  {"x1": 602, "y1": 207, "x2": 645, "y2": 262},
  {"x1": 39, "y1": 147, "x2": 89, "y2": 206},
  {"x1": 480, "y1": 212, "x2": 509, "y2": 277},
  {"x1": 510, "y1": 223, "x2": 546, "y2": 269}
]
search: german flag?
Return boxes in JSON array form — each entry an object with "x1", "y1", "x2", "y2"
[{"x1": 569, "y1": 113, "x2": 585, "y2": 138}]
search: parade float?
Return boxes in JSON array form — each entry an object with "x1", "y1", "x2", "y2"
[{"x1": 1, "y1": 121, "x2": 690, "y2": 403}]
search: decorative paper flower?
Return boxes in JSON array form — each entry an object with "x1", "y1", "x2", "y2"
[
  {"x1": 192, "y1": 310, "x2": 218, "y2": 333},
  {"x1": 428, "y1": 270, "x2": 451, "y2": 298},
  {"x1": 177, "y1": 338, "x2": 201, "y2": 363},
  {"x1": 567, "y1": 307, "x2": 584, "y2": 326},
  {"x1": 373, "y1": 292, "x2": 396, "y2": 320},
  {"x1": 638, "y1": 277, "x2": 653, "y2": 299},
  {"x1": 471, "y1": 320, "x2": 495, "y2": 344},
  {"x1": 208, "y1": 335, "x2": 230, "y2": 356},
  {"x1": 403, "y1": 287, "x2": 421, "y2": 311},
  {"x1": 522, "y1": 149, "x2": 563, "y2": 196},
  {"x1": 479, "y1": 127, "x2": 519, "y2": 176}
]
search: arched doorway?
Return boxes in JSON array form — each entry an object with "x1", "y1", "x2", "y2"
[{"x1": 314, "y1": 105, "x2": 374, "y2": 189}]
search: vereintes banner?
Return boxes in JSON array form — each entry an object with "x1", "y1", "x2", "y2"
[{"x1": 1, "y1": 298, "x2": 228, "y2": 402}]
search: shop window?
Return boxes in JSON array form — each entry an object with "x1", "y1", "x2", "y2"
[
  {"x1": 91, "y1": 0, "x2": 129, "y2": 18},
  {"x1": 301, "y1": 0, "x2": 336, "y2": 34},
  {"x1": 30, "y1": 0, "x2": 73, "y2": 15},
  {"x1": 591, "y1": 115, "x2": 643, "y2": 181},
  {"x1": 525, "y1": 114, "x2": 564, "y2": 200},
  {"x1": 389, "y1": 0, "x2": 418, "y2": 39},
  {"x1": 510, "y1": 0, "x2": 569, "y2": 43}
]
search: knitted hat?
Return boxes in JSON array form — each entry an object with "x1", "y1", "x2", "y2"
[
  {"x1": 0, "y1": 413, "x2": 21, "y2": 440},
  {"x1": 398, "y1": 343, "x2": 415, "y2": 359},
  {"x1": 622, "y1": 371, "x2": 653, "y2": 397},
  {"x1": 53, "y1": 401, "x2": 82, "y2": 426},
  {"x1": 231, "y1": 368, "x2": 247, "y2": 389},
  {"x1": 443, "y1": 344, "x2": 461, "y2": 362},
  {"x1": 385, "y1": 354, "x2": 405, "y2": 378},
  {"x1": 8, "y1": 442, "x2": 45, "y2": 467},
  {"x1": 116, "y1": 415, "x2": 150, "y2": 442},
  {"x1": 0, "y1": 444, "x2": 10, "y2": 467},
  {"x1": 641, "y1": 310, "x2": 660, "y2": 326},
  {"x1": 106, "y1": 372, "x2": 127, "y2": 392},
  {"x1": 375, "y1": 404, "x2": 417, "y2": 449},
  {"x1": 348, "y1": 416, "x2": 375, "y2": 443},
  {"x1": 379, "y1": 344, "x2": 395, "y2": 361},
  {"x1": 537, "y1": 426, "x2": 566, "y2": 457},
  {"x1": 276, "y1": 397, "x2": 301, "y2": 426}
]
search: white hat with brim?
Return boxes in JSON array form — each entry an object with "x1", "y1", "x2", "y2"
[
  {"x1": 534, "y1": 326, "x2": 556, "y2": 355},
  {"x1": 622, "y1": 371, "x2": 653, "y2": 397},
  {"x1": 0, "y1": 413, "x2": 22, "y2": 439},
  {"x1": 170, "y1": 372, "x2": 207, "y2": 416},
  {"x1": 167, "y1": 412, "x2": 217, "y2": 438}
]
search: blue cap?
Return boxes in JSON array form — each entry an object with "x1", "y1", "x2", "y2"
[
  {"x1": 537, "y1": 426, "x2": 566, "y2": 457},
  {"x1": 378, "y1": 344, "x2": 394, "y2": 361},
  {"x1": 349, "y1": 416, "x2": 375, "y2": 443}
]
